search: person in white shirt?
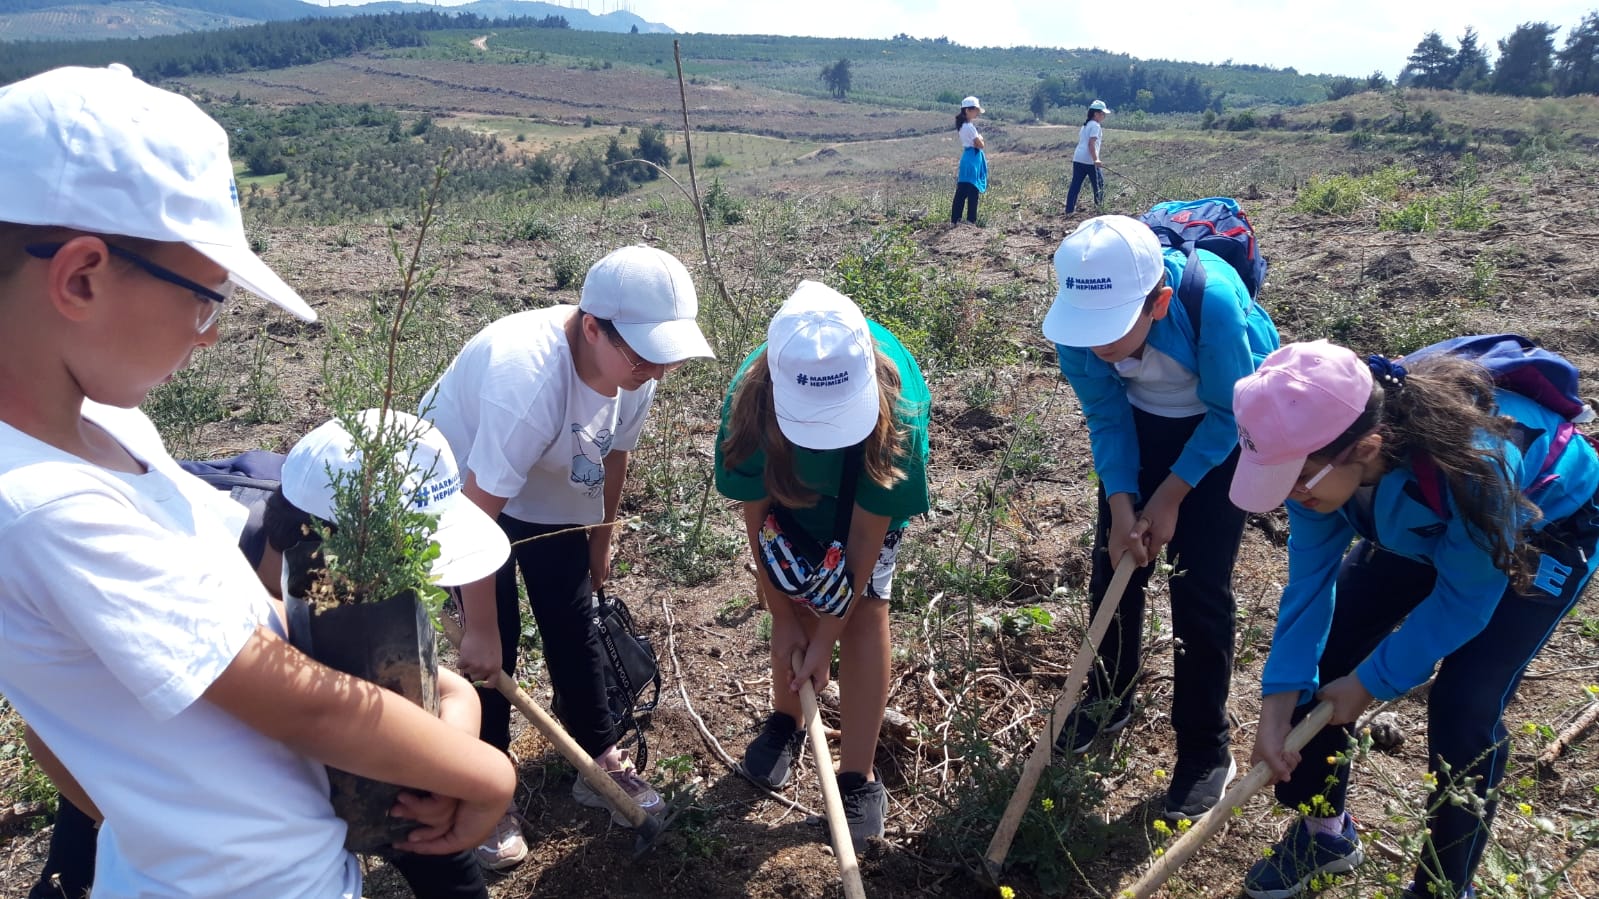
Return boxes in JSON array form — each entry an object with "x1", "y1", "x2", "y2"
[
  {"x1": 0, "y1": 64, "x2": 514, "y2": 899},
  {"x1": 951, "y1": 95, "x2": 988, "y2": 225},
  {"x1": 1066, "y1": 99, "x2": 1111, "y2": 214},
  {"x1": 422, "y1": 245, "x2": 714, "y2": 870}
]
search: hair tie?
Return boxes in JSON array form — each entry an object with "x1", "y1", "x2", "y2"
[{"x1": 1367, "y1": 354, "x2": 1407, "y2": 390}]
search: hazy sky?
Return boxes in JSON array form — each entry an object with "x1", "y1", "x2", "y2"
[{"x1": 328, "y1": 1, "x2": 1597, "y2": 78}]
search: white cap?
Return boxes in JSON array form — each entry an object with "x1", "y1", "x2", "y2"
[
  {"x1": 579, "y1": 245, "x2": 714, "y2": 364},
  {"x1": 282, "y1": 410, "x2": 510, "y2": 587},
  {"x1": 1089, "y1": 99, "x2": 1112, "y2": 112},
  {"x1": 766, "y1": 281, "x2": 879, "y2": 450},
  {"x1": 0, "y1": 64, "x2": 314, "y2": 322},
  {"x1": 1042, "y1": 215, "x2": 1166, "y2": 348},
  {"x1": 961, "y1": 96, "x2": 983, "y2": 112}
]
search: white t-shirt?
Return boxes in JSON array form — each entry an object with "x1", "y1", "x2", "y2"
[
  {"x1": 1073, "y1": 119, "x2": 1103, "y2": 165},
  {"x1": 422, "y1": 305, "x2": 657, "y2": 525},
  {"x1": 0, "y1": 403, "x2": 359, "y2": 899},
  {"x1": 959, "y1": 121, "x2": 981, "y2": 149},
  {"x1": 1113, "y1": 345, "x2": 1205, "y2": 417}
]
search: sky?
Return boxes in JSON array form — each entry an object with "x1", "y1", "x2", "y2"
[{"x1": 326, "y1": 1, "x2": 1598, "y2": 78}]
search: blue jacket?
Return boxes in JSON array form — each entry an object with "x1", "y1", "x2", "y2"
[
  {"x1": 1264, "y1": 391, "x2": 1599, "y2": 703},
  {"x1": 958, "y1": 147, "x2": 988, "y2": 193},
  {"x1": 1055, "y1": 248, "x2": 1279, "y2": 499}
]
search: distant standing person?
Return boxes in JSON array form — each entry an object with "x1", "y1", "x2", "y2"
[
  {"x1": 951, "y1": 96, "x2": 987, "y2": 225},
  {"x1": 1065, "y1": 99, "x2": 1110, "y2": 214}
]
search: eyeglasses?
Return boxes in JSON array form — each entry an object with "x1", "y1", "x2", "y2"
[
  {"x1": 608, "y1": 335, "x2": 683, "y2": 375},
  {"x1": 26, "y1": 242, "x2": 232, "y2": 333}
]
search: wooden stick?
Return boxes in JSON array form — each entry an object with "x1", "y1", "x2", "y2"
[
  {"x1": 1536, "y1": 700, "x2": 1599, "y2": 770},
  {"x1": 985, "y1": 554, "x2": 1137, "y2": 877},
  {"x1": 1120, "y1": 701, "x2": 1335, "y2": 899},
  {"x1": 791, "y1": 649, "x2": 867, "y2": 899},
  {"x1": 441, "y1": 615, "x2": 654, "y2": 832}
]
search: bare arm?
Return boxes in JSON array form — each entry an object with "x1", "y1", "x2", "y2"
[
  {"x1": 23, "y1": 726, "x2": 101, "y2": 822},
  {"x1": 589, "y1": 449, "x2": 629, "y2": 590},
  {"x1": 790, "y1": 504, "x2": 891, "y2": 693},
  {"x1": 973, "y1": 134, "x2": 986, "y2": 150},
  {"x1": 456, "y1": 471, "x2": 511, "y2": 682}
]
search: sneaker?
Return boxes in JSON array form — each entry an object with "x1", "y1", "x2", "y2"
[
  {"x1": 1164, "y1": 753, "x2": 1237, "y2": 820},
  {"x1": 473, "y1": 810, "x2": 528, "y2": 871},
  {"x1": 1243, "y1": 814, "x2": 1366, "y2": 899},
  {"x1": 837, "y1": 771, "x2": 886, "y2": 849},
  {"x1": 741, "y1": 712, "x2": 806, "y2": 790},
  {"x1": 571, "y1": 751, "x2": 665, "y2": 827},
  {"x1": 1054, "y1": 695, "x2": 1133, "y2": 755}
]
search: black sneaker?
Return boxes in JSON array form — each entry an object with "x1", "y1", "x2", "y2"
[
  {"x1": 837, "y1": 771, "x2": 886, "y2": 849},
  {"x1": 1164, "y1": 753, "x2": 1237, "y2": 820},
  {"x1": 1054, "y1": 695, "x2": 1133, "y2": 755},
  {"x1": 741, "y1": 712, "x2": 805, "y2": 789}
]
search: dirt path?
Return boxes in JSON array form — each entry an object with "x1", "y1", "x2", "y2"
[{"x1": 470, "y1": 34, "x2": 488, "y2": 51}]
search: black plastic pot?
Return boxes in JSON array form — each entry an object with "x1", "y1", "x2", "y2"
[{"x1": 284, "y1": 543, "x2": 439, "y2": 852}]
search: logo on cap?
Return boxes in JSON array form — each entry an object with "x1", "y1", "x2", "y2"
[
  {"x1": 1237, "y1": 425, "x2": 1258, "y2": 454},
  {"x1": 801, "y1": 371, "x2": 850, "y2": 388},
  {"x1": 1073, "y1": 276, "x2": 1112, "y2": 291},
  {"x1": 795, "y1": 373, "x2": 808, "y2": 386}
]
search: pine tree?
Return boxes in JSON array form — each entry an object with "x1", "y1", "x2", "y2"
[
  {"x1": 1554, "y1": 11, "x2": 1599, "y2": 96},
  {"x1": 1453, "y1": 27, "x2": 1491, "y2": 92},
  {"x1": 819, "y1": 58, "x2": 852, "y2": 100},
  {"x1": 1492, "y1": 22, "x2": 1559, "y2": 96},
  {"x1": 1403, "y1": 31, "x2": 1457, "y2": 88}
]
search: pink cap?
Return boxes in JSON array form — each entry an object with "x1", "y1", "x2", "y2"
[{"x1": 1229, "y1": 341, "x2": 1373, "y2": 513}]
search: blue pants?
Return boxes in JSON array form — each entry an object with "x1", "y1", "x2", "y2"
[
  {"x1": 1066, "y1": 161, "x2": 1103, "y2": 213},
  {"x1": 1085, "y1": 408, "x2": 1243, "y2": 762},
  {"x1": 1275, "y1": 493, "x2": 1599, "y2": 896},
  {"x1": 951, "y1": 182, "x2": 980, "y2": 223}
]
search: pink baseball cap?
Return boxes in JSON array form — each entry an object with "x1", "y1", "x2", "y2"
[{"x1": 1229, "y1": 341, "x2": 1373, "y2": 513}]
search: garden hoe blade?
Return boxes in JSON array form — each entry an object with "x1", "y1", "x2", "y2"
[
  {"x1": 983, "y1": 553, "x2": 1137, "y2": 883},
  {"x1": 1118, "y1": 701, "x2": 1335, "y2": 899}
]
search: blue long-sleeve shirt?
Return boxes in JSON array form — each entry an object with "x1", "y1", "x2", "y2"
[
  {"x1": 1263, "y1": 391, "x2": 1599, "y2": 703},
  {"x1": 1055, "y1": 248, "x2": 1279, "y2": 499}
]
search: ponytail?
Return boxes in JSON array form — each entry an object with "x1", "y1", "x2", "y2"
[{"x1": 954, "y1": 109, "x2": 968, "y2": 131}]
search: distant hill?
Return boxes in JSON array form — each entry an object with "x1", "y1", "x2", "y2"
[{"x1": 0, "y1": 0, "x2": 671, "y2": 41}]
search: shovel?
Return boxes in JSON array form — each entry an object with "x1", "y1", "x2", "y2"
[
  {"x1": 985, "y1": 553, "x2": 1137, "y2": 880},
  {"x1": 1119, "y1": 700, "x2": 1336, "y2": 898},
  {"x1": 440, "y1": 614, "x2": 668, "y2": 856}
]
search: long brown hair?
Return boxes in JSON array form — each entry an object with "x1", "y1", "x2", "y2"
[
  {"x1": 1315, "y1": 353, "x2": 1540, "y2": 590},
  {"x1": 721, "y1": 347, "x2": 908, "y2": 509}
]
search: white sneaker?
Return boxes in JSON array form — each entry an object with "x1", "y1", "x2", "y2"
[
  {"x1": 473, "y1": 810, "x2": 528, "y2": 871},
  {"x1": 571, "y1": 751, "x2": 664, "y2": 826}
]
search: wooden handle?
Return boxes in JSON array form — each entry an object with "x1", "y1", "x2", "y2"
[
  {"x1": 791, "y1": 649, "x2": 867, "y2": 899},
  {"x1": 441, "y1": 613, "x2": 651, "y2": 829},
  {"x1": 1120, "y1": 701, "x2": 1336, "y2": 898},
  {"x1": 985, "y1": 554, "x2": 1137, "y2": 875}
]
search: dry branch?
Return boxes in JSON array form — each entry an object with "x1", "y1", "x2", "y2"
[{"x1": 1536, "y1": 701, "x2": 1599, "y2": 771}]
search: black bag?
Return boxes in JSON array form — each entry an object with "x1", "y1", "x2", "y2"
[{"x1": 554, "y1": 585, "x2": 662, "y2": 764}]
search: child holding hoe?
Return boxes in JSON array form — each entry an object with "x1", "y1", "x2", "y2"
[
  {"x1": 1042, "y1": 214, "x2": 1278, "y2": 820},
  {"x1": 0, "y1": 64, "x2": 514, "y2": 897},
  {"x1": 716, "y1": 282, "x2": 931, "y2": 847},
  {"x1": 1229, "y1": 341, "x2": 1599, "y2": 899}
]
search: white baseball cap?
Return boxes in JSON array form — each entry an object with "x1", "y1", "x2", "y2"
[
  {"x1": 0, "y1": 64, "x2": 315, "y2": 322},
  {"x1": 282, "y1": 410, "x2": 510, "y2": 587},
  {"x1": 1089, "y1": 99, "x2": 1112, "y2": 113},
  {"x1": 579, "y1": 245, "x2": 714, "y2": 364},
  {"x1": 1042, "y1": 215, "x2": 1167, "y2": 348},
  {"x1": 766, "y1": 281, "x2": 879, "y2": 450},
  {"x1": 961, "y1": 96, "x2": 984, "y2": 112}
]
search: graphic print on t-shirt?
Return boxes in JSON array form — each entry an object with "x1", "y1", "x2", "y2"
[{"x1": 570, "y1": 423, "x2": 614, "y2": 495}]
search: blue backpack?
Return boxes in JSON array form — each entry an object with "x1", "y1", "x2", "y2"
[
  {"x1": 1401, "y1": 334, "x2": 1596, "y2": 518},
  {"x1": 1138, "y1": 198, "x2": 1269, "y2": 344},
  {"x1": 177, "y1": 451, "x2": 285, "y2": 567}
]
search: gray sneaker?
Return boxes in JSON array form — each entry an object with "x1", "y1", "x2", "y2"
[
  {"x1": 741, "y1": 712, "x2": 806, "y2": 790},
  {"x1": 837, "y1": 771, "x2": 886, "y2": 849}
]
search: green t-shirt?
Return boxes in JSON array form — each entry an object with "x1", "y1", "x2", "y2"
[{"x1": 714, "y1": 320, "x2": 931, "y2": 536}]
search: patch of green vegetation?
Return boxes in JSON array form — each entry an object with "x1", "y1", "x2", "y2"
[{"x1": 1291, "y1": 165, "x2": 1411, "y2": 215}]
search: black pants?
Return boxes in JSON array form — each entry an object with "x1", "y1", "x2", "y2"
[
  {"x1": 1065, "y1": 161, "x2": 1104, "y2": 213},
  {"x1": 1273, "y1": 494, "x2": 1599, "y2": 896},
  {"x1": 951, "y1": 181, "x2": 980, "y2": 223},
  {"x1": 31, "y1": 795, "x2": 488, "y2": 899},
  {"x1": 481, "y1": 515, "x2": 617, "y2": 757},
  {"x1": 1085, "y1": 408, "x2": 1242, "y2": 762}
]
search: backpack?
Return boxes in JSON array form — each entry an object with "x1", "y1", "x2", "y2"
[
  {"x1": 1137, "y1": 197, "x2": 1269, "y2": 345},
  {"x1": 1400, "y1": 334, "x2": 1597, "y2": 518},
  {"x1": 177, "y1": 450, "x2": 285, "y2": 567}
]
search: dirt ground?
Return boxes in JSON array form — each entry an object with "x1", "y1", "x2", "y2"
[{"x1": 3, "y1": 89, "x2": 1599, "y2": 899}]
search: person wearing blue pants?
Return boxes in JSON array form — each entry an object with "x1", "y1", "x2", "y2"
[{"x1": 1229, "y1": 341, "x2": 1599, "y2": 899}]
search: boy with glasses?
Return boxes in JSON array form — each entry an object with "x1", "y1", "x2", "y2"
[
  {"x1": 420, "y1": 244, "x2": 714, "y2": 868},
  {"x1": 0, "y1": 64, "x2": 514, "y2": 898}
]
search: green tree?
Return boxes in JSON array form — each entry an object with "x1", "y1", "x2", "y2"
[
  {"x1": 1366, "y1": 70, "x2": 1392, "y2": 90},
  {"x1": 820, "y1": 57, "x2": 852, "y2": 100},
  {"x1": 1453, "y1": 27, "x2": 1491, "y2": 91},
  {"x1": 634, "y1": 125, "x2": 672, "y2": 178},
  {"x1": 1492, "y1": 22, "x2": 1558, "y2": 96},
  {"x1": 1403, "y1": 31, "x2": 1457, "y2": 88},
  {"x1": 1555, "y1": 11, "x2": 1599, "y2": 96}
]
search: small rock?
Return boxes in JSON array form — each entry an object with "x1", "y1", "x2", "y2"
[{"x1": 1367, "y1": 711, "x2": 1406, "y2": 751}]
